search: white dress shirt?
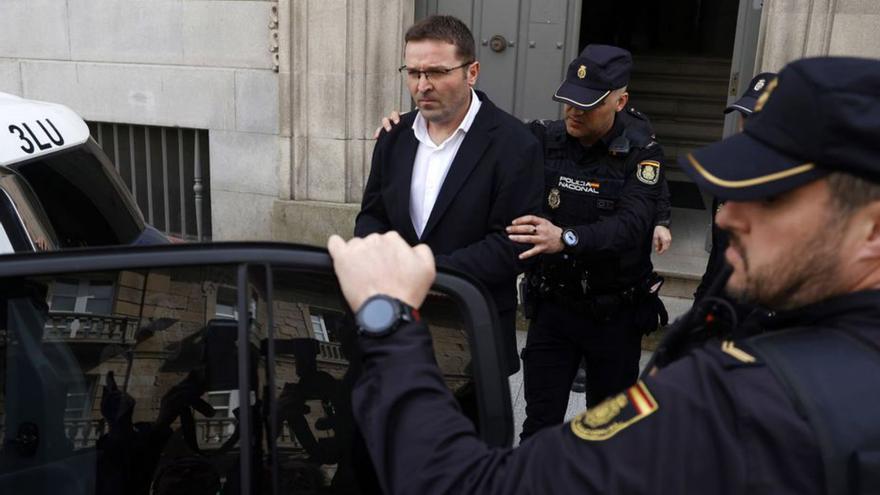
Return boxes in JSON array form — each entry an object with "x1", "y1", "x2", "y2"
[{"x1": 409, "y1": 89, "x2": 482, "y2": 238}]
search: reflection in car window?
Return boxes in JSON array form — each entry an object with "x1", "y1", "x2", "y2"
[
  {"x1": 0, "y1": 221, "x2": 13, "y2": 254},
  {"x1": 0, "y1": 182, "x2": 48, "y2": 253},
  {"x1": 1, "y1": 265, "x2": 477, "y2": 494},
  {"x1": 0, "y1": 265, "x2": 264, "y2": 494},
  {"x1": 267, "y1": 268, "x2": 474, "y2": 494}
]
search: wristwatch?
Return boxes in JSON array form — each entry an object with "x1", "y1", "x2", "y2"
[
  {"x1": 561, "y1": 228, "x2": 579, "y2": 252},
  {"x1": 355, "y1": 294, "x2": 419, "y2": 338}
]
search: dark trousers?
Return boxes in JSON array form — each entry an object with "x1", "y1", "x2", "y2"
[{"x1": 520, "y1": 300, "x2": 643, "y2": 441}]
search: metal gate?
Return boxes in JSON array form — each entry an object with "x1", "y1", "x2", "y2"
[{"x1": 87, "y1": 122, "x2": 212, "y2": 241}]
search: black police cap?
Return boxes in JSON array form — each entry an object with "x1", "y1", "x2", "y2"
[
  {"x1": 553, "y1": 44, "x2": 632, "y2": 110},
  {"x1": 681, "y1": 57, "x2": 880, "y2": 201},
  {"x1": 724, "y1": 72, "x2": 777, "y2": 116}
]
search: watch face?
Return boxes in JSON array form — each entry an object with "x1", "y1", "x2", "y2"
[
  {"x1": 360, "y1": 297, "x2": 397, "y2": 334},
  {"x1": 563, "y1": 230, "x2": 578, "y2": 247}
]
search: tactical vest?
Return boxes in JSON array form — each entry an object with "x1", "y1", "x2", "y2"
[{"x1": 528, "y1": 113, "x2": 655, "y2": 292}]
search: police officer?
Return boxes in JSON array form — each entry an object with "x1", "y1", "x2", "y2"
[
  {"x1": 693, "y1": 72, "x2": 776, "y2": 307},
  {"x1": 506, "y1": 45, "x2": 668, "y2": 439},
  {"x1": 331, "y1": 56, "x2": 880, "y2": 494}
]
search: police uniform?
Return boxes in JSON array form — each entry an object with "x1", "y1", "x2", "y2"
[
  {"x1": 520, "y1": 45, "x2": 667, "y2": 439},
  {"x1": 351, "y1": 57, "x2": 880, "y2": 494}
]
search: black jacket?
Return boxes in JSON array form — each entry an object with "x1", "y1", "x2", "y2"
[
  {"x1": 351, "y1": 291, "x2": 880, "y2": 493},
  {"x1": 355, "y1": 91, "x2": 543, "y2": 313}
]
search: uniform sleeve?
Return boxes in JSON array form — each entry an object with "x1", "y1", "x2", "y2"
[
  {"x1": 352, "y1": 321, "x2": 762, "y2": 494},
  {"x1": 433, "y1": 137, "x2": 544, "y2": 285},
  {"x1": 354, "y1": 131, "x2": 392, "y2": 237},
  {"x1": 654, "y1": 176, "x2": 671, "y2": 228},
  {"x1": 569, "y1": 146, "x2": 663, "y2": 256}
]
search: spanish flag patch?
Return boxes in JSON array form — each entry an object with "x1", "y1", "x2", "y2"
[{"x1": 571, "y1": 381, "x2": 658, "y2": 441}]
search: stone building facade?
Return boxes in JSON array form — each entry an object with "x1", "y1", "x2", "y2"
[{"x1": 1, "y1": 0, "x2": 879, "y2": 246}]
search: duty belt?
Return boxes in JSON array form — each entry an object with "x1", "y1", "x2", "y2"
[{"x1": 525, "y1": 272, "x2": 664, "y2": 321}]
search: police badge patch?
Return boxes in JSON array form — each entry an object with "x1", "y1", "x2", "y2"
[
  {"x1": 571, "y1": 381, "x2": 658, "y2": 441},
  {"x1": 548, "y1": 188, "x2": 561, "y2": 209},
  {"x1": 636, "y1": 160, "x2": 660, "y2": 185}
]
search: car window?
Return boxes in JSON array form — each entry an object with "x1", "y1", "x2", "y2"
[
  {"x1": 0, "y1": 261, "x2": 482, "y2": 494},
  {"x1": 0, "y1": 264, "x2": 264, "y2": 494},
  {"x1": 0, "y1": 220, "x2": 14, "y2": 254},
  {"x1": 8, "y1": 140, "x2": 144, "y2": 248},
  {"x1": 0, "y1": 169, "x2": 60, "y2": 254}
]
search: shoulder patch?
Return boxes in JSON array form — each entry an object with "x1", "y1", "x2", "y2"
[
  {"x1": 721, "y1": 340, "x2": 757, "y2": 363},
  {"x1": 636, "y1": 160, "x2": 661, "y2": 185},
  {"x1": 571, "y1": 381, "x2": 658, "y2": 441}
]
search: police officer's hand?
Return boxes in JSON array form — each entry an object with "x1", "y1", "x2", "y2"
[
  {"x1": 372, "y1": 110, "x2": 402, "y2": 139},
  {"x1": 506, "y1": 215, "x2": 564, "y2": 260},
  {"x1": 328, "y1": 232, "x2": 435, "y2": 312},
  {"x1": 653, "y1": 225, "x2": 672, "y2": 254}
]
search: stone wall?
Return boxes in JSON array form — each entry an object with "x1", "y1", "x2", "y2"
[
  {"x1": 273, "y1": 0, "x2": 414, "y2": 246},
  {"x1": 758, "y1": 0, "x2": 880, "y2": 71},
  {"x1": 0, "y1": 0, "x2": 283, "y2": 241},
  {"x1": 1, "y1": 0, "x2": 415, "y2": 245}
]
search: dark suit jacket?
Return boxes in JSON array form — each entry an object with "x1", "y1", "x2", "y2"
[{"x1": 355, "y1": 91, "x2": 543, "y2": 316}]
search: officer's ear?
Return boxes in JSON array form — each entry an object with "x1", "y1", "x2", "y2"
[
  {"x1": 851, "y1": 201, "x2": 880, "y2": 263},
  {"x1": 614, "y1": 90, "x2": 629, "y2": 112}
]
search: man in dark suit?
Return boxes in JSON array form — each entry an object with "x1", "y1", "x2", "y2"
[{"x1": 354, "y1": 15, "x2": 543, "y2": 374}]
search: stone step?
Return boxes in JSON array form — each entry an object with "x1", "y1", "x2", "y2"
[
  {"x1": 631, "y1": 93, "x2": 727, "y2": 121},
  {"x1": 633, "y1": 56, "x2": 732, "y2": 79},
  {"x1": 653, "y1": 118, "x2": 725, "y2": 145},
  {"x1": 641, "y1": 295, "x2": 695, "y2": 352},
  {"x1": 629, "y1": 74, "x2": 730, "y2": 99},
  {"x1": 657, "y1": 271, "x2": 701, "y2": 299},
  {"x1": 661, "y1": 139, "x2": 716, "y2": 164}
]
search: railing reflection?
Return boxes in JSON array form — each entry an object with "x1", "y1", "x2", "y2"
[
  {"x1": 196, "y1": 418, "x2": 237, "y2": 447},
  {"x1": 0, "y1": 416, "x2": 316, "y2": 454},
  {"x1": 317, "y1": 341, "x2": 347, "y2": 364},
  {"x1": 64, "y1": 418, "x2": 107, "y2": 449},
  {"x1": 195, "y1": 418, "x2": 306, "y2": 451},
  {"x1": 44, "y1": 312, "x2": 138, "y2": 344}
]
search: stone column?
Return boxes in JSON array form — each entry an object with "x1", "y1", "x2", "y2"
[
  {"x1": 757, "y1": 0, "x2": 880, "y2": 72},
  {"x1": 273, "y1": 0, "x2": 414, "y2": 245}
]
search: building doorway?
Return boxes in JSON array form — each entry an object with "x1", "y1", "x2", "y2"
[{"x1": 578, "y1": 0, "x2": 740, "y2": 211}]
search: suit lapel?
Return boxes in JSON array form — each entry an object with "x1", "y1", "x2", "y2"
[
  {"x1": 390, "y1": 127, "x2": 420, "y2": 243},
  {"x1": 420, "y1": 92, "x2": 498, "y2": 240}
]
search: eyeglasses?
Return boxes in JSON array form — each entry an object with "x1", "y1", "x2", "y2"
[{"x1": 398, "y1": 61, "x2": 474, "y2": 81}]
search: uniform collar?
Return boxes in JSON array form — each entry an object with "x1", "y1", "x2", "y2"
[
  {"x1": 599, "y1": 113, "x2": 625, "y2": 148},
  {"x1": 564, "y1": 113, "x2": 624, "y2": 163},
  {"x1": 759, "y1": 290, "x2": 880, "y2": 331}
]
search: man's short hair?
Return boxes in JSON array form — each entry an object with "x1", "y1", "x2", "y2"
[
  {"x1": 405, "y1": 15, "x2": 476, "y2": 62},
  {"x1": 827, "y1": 172, "x2": 880, "y2": 214}
]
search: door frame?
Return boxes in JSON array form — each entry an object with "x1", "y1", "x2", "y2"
[{"x1": 723, "y1": 0, "x2": 765, "y2": 137}]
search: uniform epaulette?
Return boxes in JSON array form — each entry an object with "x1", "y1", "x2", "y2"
[
  {"x1": 618, "y1": 109, "x2": 656, "y2": 149},
  {"x1": 626, "y1": 106, "x2": 648, "y2": 122},
  {"x1": 719, "y1": 340, "x2": 760, "y2": 365}
]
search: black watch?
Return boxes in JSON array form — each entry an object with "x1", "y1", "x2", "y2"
[
  {"x1": 561, "y1": 228, "x2": 579, "y2": 252},
  {"x1": 355, "y1": 295, "x2": 419, "y2": 338}
]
